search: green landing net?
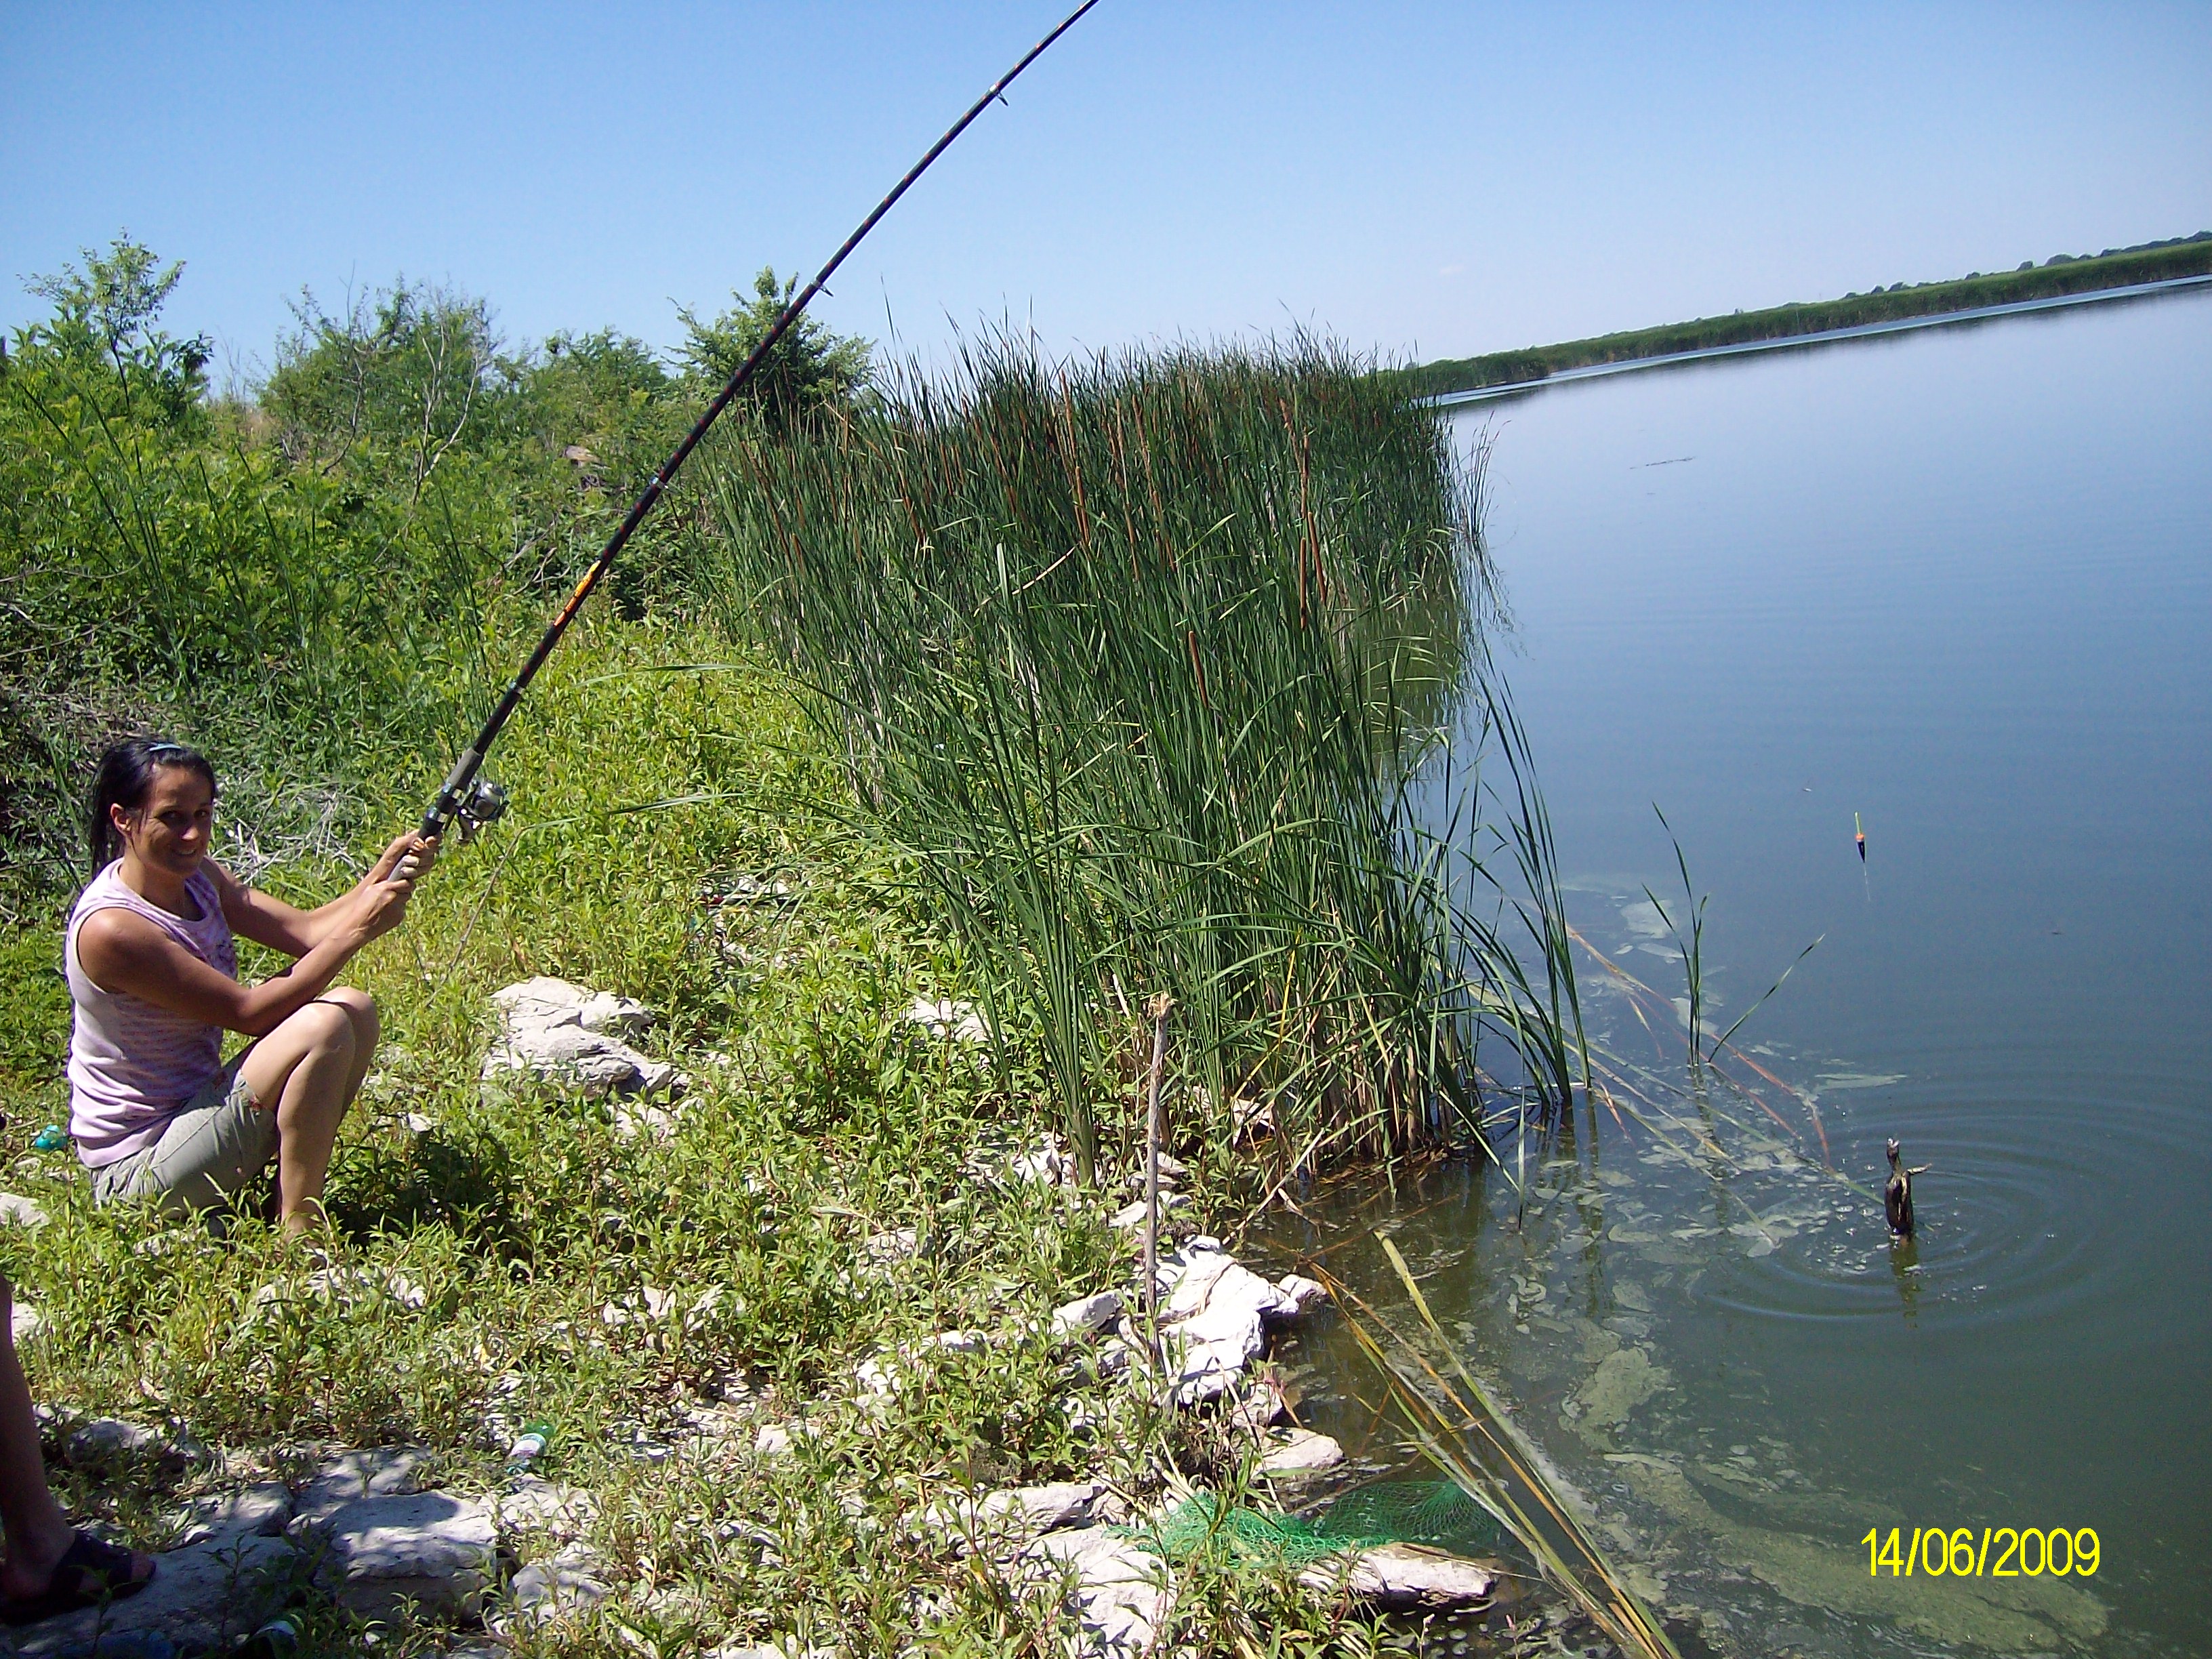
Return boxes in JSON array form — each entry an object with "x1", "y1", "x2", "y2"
[{"x1": 1139, "y1": 1481, "x2": 1502, "y2": 1567}]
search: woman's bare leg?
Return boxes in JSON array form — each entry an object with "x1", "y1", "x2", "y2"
[
  {"x1": 322, "y1": 987, "x2": 380, "y2": 1106},
  {"x1": 0, "y1": 1277, "x2": 152, "y2": 1601},
  {"x1": 238, "y1": 994, "x2": 374, "y2": 1233},
  {"x1": 0, "y1": 1277, "x2": 73, "y2": 1600}
]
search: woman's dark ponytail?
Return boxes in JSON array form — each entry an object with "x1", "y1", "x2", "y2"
[{"x1": 86, "y1": 739, "x2": 218, "y2": 874}]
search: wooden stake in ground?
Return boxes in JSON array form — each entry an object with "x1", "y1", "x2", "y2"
[{"x1": 1141, "y1": 994, "x2": 1172, "y2": 1325}]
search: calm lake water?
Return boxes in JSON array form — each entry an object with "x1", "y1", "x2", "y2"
[{"x1": 1269, "y1": 289, "x2": 2211, "y2": 1657}]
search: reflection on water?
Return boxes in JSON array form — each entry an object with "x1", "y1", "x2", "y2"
[{"x1": 1268, "y1": 289, "x2": 2211, "y2": 1656}]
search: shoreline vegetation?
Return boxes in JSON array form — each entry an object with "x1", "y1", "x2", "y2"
[
  {"x1": 0, "y1": 241, "x2": 1603, "y2": 1654},
  {"x1": 1401, "y1": 231, "x2": 2212, "y2": 399},
  {"x1": 695, "y1": 337, "x2": 1584, "y2": 1179}
]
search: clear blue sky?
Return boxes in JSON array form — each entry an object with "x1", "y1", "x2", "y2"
[{"x1": 4, "y1": 2, "x2": 2207, "y2": 384}]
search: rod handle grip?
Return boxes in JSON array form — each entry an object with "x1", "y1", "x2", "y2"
[{"x1": 419, "y1": 746, "x2": 484, "y2": 842}]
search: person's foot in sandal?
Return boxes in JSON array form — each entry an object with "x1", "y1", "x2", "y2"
[
  {"x1": 0, "y1": 1528, "x2": 156, "y2": 1624},
  {"x1": 0, "y1": 1272, "x2": 157, "y2": 1623}
]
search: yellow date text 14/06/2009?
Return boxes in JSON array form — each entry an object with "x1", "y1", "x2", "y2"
[{"x1": 1863, "y1": 1527, "x2": 2100, "y2": 1578}]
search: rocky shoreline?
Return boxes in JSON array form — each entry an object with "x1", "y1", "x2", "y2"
[{"x1": 6, "y1": 977, "x2": 1504, "y2": 1658}]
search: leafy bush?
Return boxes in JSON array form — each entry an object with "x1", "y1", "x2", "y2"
[{"x1": 0, "y1": 240, "x2": 878, "y2": 911}]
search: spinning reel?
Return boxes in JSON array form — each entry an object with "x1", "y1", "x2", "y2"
[
  {"x1": 398, "y1": 773, "x2": 508, "y2": 882},
  {"x1": 453, "y1": 775, "x2": 510, "y2": 840}
]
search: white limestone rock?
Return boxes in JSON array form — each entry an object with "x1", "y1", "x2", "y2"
[
  {"x1": 859, "y1": 1227, "x2": 919, "y2": 1270},
  {"x1": 613, "y1": 1098, "x2": 685, "y2": 1142},
  {"x1": 497, "y1": 1477, "x2": 598, "y2": 1539},
  {"x1": 904, "y1": 996, "x2": 990, "y2": 1043},
  {"x1": 312, "y1": 1489, "x2": 499, "y2": 1623},
  {"x1": 1154, "y1": 1240, "x2": 1299, "y2": 1403},
  {"x1": 919, "y1": 1480, "x2": 1105, "y2": 1557},
  {"x1": 63, "y1": 1416, "x2": 205, "y2": 1470},
  {"x1": 575, "y1": 991, "x2": 654, "y2": 1038},
  {"x1": 600, "y1": 1286, "x2": 682, "y2": 1328},
  {"x1": 279, "y1": 1263, "x2": 428, "y2": 1311},
  {"x1": 1257, "y1": 1428, "x2": 1345, "y2": 1477},
  {"x1": 1011, "y1": 1133, "x2": 1072, "y2": 1185},
  {"x1": 0, "y1": 1191, "x2": 49, "y2": 1227},
  {"x1": 674, "y1": 1403, "x2": 752, "y2": 1454},
  {"x1": 167, "y1": 1481, "x2": 294, "y2": 1547},
  {"x1": 1300, "y1": 1542, "x2": 1494, "y2": 1610},
  {"x1": 1160, "y1": 1300, "x2": 1260, "y2": 1400},
  {"x1": 495, "y1": 976, "x2": 653, "y2": 1037},
  {"x1": 1121, "y1": 1153, "x2": 1187, "y2": 1191},
  {"x1": 964, "y1": 1129, "x2": 1071, "y2": 1186},
  {"x1": 1274, "y1": 1273, "x2": 1328, "y2": 1314},
  {"x1": 1027, "y1": 1525, "x2": 1172, "y2": 1658},
  {"x1": 1050, "y1": 1289, "x2": 1126, "y2": 1340},
  {"x1": 508, "y1": 1542, "x2": 614, "y2": 1627},
  {"x1": 493, "y1": 1021, "x2": 679, "y2": 1099},
  {"x1": 857, "y1": 1330, "x2": 989, "y2": 1395},
  {"x1": 855, "y1": 1351, "x2": 901, "y2": 1396},
  {"x1": 1224, "y1": 1376, "x2": 1289, "y2": 1435},
  {"x1": 9, "y1": 1530, "x2": 295, "y2": 1658},
  {"x1": 64, "y1": 1416, "x2": 164, "y2": 1462},
  {"x1": 1107, "y1": 1193, "x2": 1189, "y2": 1231},
  {"x1": 485, "y1": 977, "x2": 680, "y2": 1098},
  {"x1": 295, "y1": 1446, "x2": 434, "y2": 1521},
  {"x1": 752, "y1": 1421, "x2": 815, "y2": 1458}
]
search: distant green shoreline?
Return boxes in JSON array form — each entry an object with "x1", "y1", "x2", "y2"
[{"x1": 1404, "y1": 232, "x2": 2212, "y2": 398}]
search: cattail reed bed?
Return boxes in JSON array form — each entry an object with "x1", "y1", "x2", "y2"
[{"x1": 692, "y1": 337, "x2": 1579, "y2": 1179}]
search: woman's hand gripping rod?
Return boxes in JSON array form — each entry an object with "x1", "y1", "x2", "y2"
[{"x1": 412, "y1": 1, "x2": 1101, "y2": 859}]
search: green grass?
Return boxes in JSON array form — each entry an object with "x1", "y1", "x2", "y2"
[
  {"x1": 0, "y1": 621, "x2": 1428, "y2": 1656},
  {"x1": 1405, "y1": 232, "x2": 2212, "y2": 398},
  {"x1": 0, "y1": 927, "x2": 70, "y2": 1122}
]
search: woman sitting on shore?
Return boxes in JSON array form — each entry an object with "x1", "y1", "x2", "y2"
[{"x1": 64, "y1": 739, "x2": 436, "y2": 1231}]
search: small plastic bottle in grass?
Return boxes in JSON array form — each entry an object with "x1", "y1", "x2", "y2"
[
  {"x1": 508, "y1": 1420, "x2": 556, "y2": 1469},
  {"x1": 31, "y1": 1126, "x2": 66, "y2": 1152}
]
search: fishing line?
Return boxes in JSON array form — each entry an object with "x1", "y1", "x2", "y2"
[{"x1": 413, "y1": 1, "x2": 1101, "y2": 845}]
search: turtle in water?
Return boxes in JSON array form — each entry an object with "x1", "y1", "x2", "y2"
[{"x1": 1884, "y1": 1138, "x2": 1930, "y2": 1237}]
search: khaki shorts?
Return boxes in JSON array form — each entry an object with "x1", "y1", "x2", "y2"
[{"x1": 91, "y1": 1056, "x2": 274, "y2": 1216}]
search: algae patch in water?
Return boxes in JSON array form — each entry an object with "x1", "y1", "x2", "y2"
[
  {"x1": 1569, "y1": 1345, "x2": 1668, "y2": 1431},
  {"x1": 1607, "y1": 1453, "x2": 2106, "y2": 1652}
]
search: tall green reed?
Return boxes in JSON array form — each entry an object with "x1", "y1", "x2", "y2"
[
  {"x1": 1640, "y1": 805, "x2": 1820, "y2": 1075},
  {"x1": 691, "y1": 335, "x2": 1580, "y2": 1178},
  {"x1": 1643, "y1": 805, "x2": 1709, "y2": 1071}
]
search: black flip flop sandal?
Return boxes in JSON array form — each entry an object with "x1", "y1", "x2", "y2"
[{"x1": 0, "y1": 1530, "x2": 155, "y2": 1625}]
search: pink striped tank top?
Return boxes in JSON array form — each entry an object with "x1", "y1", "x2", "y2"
[{"x1": 64, "y1": 861, "x2": 238, "y2": 1167}]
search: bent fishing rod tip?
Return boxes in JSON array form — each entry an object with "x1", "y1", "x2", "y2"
[{"x1": 410, "y1": 0, "x2": 1097, "y2": 834}]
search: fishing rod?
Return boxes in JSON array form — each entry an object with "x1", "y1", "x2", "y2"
[{"x1": 413, "y1": 0, "x2": 1101, "y2": 847}]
